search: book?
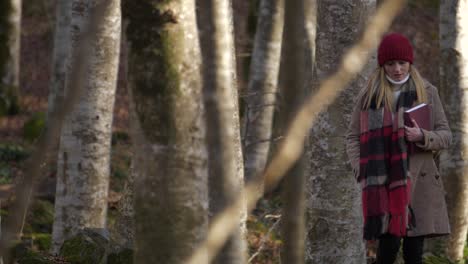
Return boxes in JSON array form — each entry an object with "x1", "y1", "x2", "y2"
[
  {"x1": 404, "y1": 103, "x2": 431, "y2": 130},
  {"x1": 404, "y1": 103, "x2": 432, "y2": 153}
]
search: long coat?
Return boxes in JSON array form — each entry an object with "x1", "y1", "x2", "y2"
[{"x1": 346, "y1": 80, "x2": 452, "y2": 237}]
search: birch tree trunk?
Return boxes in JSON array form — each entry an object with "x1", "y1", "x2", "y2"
[
  {"x1": 439, "y1": 0, "x2": 468, "y2": 261},
  {"x1": 51, "y1": 0, "x2": 121, "y2": 253},
  {"x1": 277, "y1": 0, "x2": 307, "y2": 263},
  {"x1": 0, "y1": 0, "x2": 21, "y2": 114},
  {"x1": 123, "y1": 1, "x2": 208, "y2": 263},
  {"x1": 305, "y1": 1, "x2": 375, "y2": 263},
  {"x1": 242, "y1": 0, "x2": 284, "y2": 195},
  {"x1": 47, "y1": 0, "x2": 71, "y2": 120},
  {"x1": 197, "y1": 0, "x2": 246, "y2": 263}
]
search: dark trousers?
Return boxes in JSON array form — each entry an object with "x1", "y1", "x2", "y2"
[{"x1": 376, "y1": 234, "x2": 424, "y2": 264}]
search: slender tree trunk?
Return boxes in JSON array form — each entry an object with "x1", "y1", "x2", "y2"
[
  {"x1": 47, "y1": 0, "x2": 71, "y2": 120},
  {"x1": 51, "y1": 0, "x2": 121, "y2": 253},
  {"x1": 197, "y1": 0, "x2": 246, "y2": 263},
  {"x1": 439, "y1": 0, "x2": 468, "y2": 261},
  {"x1": 123, "y1": 1, "x2": 208, "y2": 263},
  {"x1": 242, "y1": 0, "x2": 284, "y2": 195},
  {"x1": 0, "y1": 0, "x2": 21, "y2": 114},
  {"x1": 305, "y1": 1, "x2": 375, "y2": 263},
  {"x1": 277, "y1": 0, "x2": 307, "y2": 263}
]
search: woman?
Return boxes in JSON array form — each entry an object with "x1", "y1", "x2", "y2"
[{"x1": 346, "y1": 33, "x2": 452, "y2": 264}]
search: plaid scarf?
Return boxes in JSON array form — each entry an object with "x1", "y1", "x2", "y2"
[{"x1": 359, "y1": 79, "x2": 417, "y2": 240}]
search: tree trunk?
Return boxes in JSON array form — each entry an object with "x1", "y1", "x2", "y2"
[
  {"x1": 242, "y1": 0, "x2": 284, "y2": 195},
  {"x1": 197, "y1": 0, "x2": 246, "y2": 263},
  {"x1": 439, "y1": 0, "x2": 468, "y2": 261},
  {"x1": 123, "y1": 1, "x2": 208, "y2": 263},
  {"x1": 232, "y1": 0, "x2": 250, "y2": 93},
  {"x1": 0, "y1": 0, "x2": 21, "y2": 114},
  {"x1": 47, "y1": 0, "x2": 71, "y2": 120},
  {"x1": 277, "y1": 0, "x2": 307, "y2": 263},
  {"x1": 51, "y1": 0, "x2": 121, "y2": 253},
  {"x1": 305, "y1": 1, "x2": 375, "y2": 263}
]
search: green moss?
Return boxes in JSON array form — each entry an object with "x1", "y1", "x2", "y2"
[
  {"x1": 0, "y1": 143, "x2": 29, "y2": 162},
  {"x1": 0, "y1": 163, "x2": 12, "y2": 184},
  {"x1": 0, "y1": 1, "x2": 20, "y2": 117},
  {"x1": 423, "y1": 254, "x2": 460, "y2": 264},
  {"x1": 23, "y1": 112, "x2": 46, "y2": 142},
  {"x1": 17, "y1": 250, "x2": 52, "y2": 264},
  {"x1": 11, "y1": 241, "x2": 53, "y2": 264},
  {"x1": 107, "y1": 248, "x2": 133, "y2": 264},
  {"x1": 32, "y1": 233, "x2": 52, "y2": 251},
  {"x1": 122, "y1": 0, "x2": 183, "y2": 144},
  {"x1": 27, "y1": 200, "x2": 55, "y2": 233},
  {"x1": 60, "y1": 233, "x2": 107, "y2": 264}
]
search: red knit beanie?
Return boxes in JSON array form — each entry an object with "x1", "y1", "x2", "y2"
[{"x1": 377, "y1": 33, "x2": 413, "y2": 66}]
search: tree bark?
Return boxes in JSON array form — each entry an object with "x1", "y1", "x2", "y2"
[
  {"x1": 439, "y1": 0, "x2": 468, "y2": 261},
  {"x1": 197, "y1": 0, "x2": 246, "y2": 263},
  {"x1": 277, "y1": 0, "x2": 307, "y2": 263},
  {"x1": 51, "y1": 0, "x2": 121, "y2": 253},
  {"x1": 47, "y1": 0, "x2": 71, "y2": 120},
  {"x1": 123, "y1": 1, "x2": 208, "y2": 263},
  {"x1": 242, "y1": 0, "x2": 284, "y2": 195},
  {"x1": 0, "y1": 0, "x2": 21, "y2": 114},
  {"x1": 232, "y1": 0, "x2": 250, "y2": 93},
  {"x1": 305, "y1": 1, "x2": 375, "y2": 263}
]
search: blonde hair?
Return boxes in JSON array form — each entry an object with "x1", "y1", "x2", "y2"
[{"x1": 362, "y1": 66, "x2": 427, "y2": 111}]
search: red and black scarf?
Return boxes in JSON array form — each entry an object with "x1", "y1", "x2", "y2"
[{"x1": 359, "y1": 80, "x2": 417, "y2": 240}]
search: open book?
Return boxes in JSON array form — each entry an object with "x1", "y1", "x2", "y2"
[{"x1": 404, "y1": 103, "x2": 431, "y2": 130}]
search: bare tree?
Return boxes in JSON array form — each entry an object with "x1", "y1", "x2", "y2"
[
  {"x1": 305, "y1": 1, "x2": 376, "y2": 263},
  {"x1": 47, "y1": 0, "x2": 71, "y2": 119},
  {"x1": 242, "y1": 0, "x2": 284, "y2": 195},
  {"x1": 0, "y1": 0, "x2": 21, "y2": 114},
  {"x1": 197, "y1": 0, "x2": 247, "y2": 263},
  {"x1": 439, "y1": 0, "x2": 468, "y2": 261},
  {"x1": 123, "y1": 1, "x2": 208, "y2": 263},
  {"x1": 51, "y1": 0, "x2": 121, "y2": 253},
  {"x1": 278, "y1": 0, "x2": 307, "y2": 262}
]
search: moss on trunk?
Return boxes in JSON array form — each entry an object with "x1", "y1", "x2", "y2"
[{"x1": 123, "y1": 0, "x2": 183, "y2": 144}]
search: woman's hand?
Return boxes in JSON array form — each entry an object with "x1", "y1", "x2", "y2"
[{"x1": 405, "y1": 119, "x2": 424, "y2": 142}]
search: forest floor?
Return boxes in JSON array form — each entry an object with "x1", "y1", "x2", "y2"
[{"x1": 0, "y1": 1, "x2": 465, "y2": 264}]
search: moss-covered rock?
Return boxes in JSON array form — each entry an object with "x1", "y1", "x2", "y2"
[
  {"x1": 60, "y1": 229, "x2": 109, "y2": 264},
  {"x1": 107, "y1": 248, "x2": 133, "y2": 264}
]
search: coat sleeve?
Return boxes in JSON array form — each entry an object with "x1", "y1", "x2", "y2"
[
  {"x1": 415, "y1": 85, "x2": 452, "y2": 150},
  {"x1": 346, "y1": 94, "x2": 363, "y2": 180}
]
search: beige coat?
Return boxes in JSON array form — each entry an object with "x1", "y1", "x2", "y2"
[{"x1": 346, "y1": 81, "x2": 452, "y2": 237}]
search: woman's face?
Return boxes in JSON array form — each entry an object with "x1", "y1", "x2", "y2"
[{"x1": 383, "y1": 60, "x2": 410, "y2": 81}]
